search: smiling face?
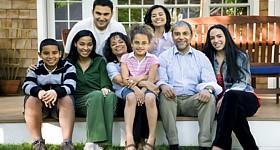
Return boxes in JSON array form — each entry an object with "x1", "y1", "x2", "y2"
[
  {"x1": 75, "y1": 36, "x2": 93, "y2": 58},
  {"x1": 92, "y1": 5, "x2": 113, "y2": 30},
  {"x1": 110, "y1": 35, "x2": 128, "y2": 57},
  {"x1": 172, "y1": 26, "x2": 192, "y2": 53},
  {"x1": 39, "y1": 45, "x2": 61, "y2": 70},
  {"x1": 151, "y1": 7, "x2": 167, "y2": 28},
  {"x1": 131, "y1": 34, "x2": 150, "y2": 58},
  {"x1": 209, "y1": 28, "x2": 226, "y2": 52}
]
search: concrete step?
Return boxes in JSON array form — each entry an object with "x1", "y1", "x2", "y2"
[{"x1": 1, "y1": 120, "x2": 280, "y2": 150}]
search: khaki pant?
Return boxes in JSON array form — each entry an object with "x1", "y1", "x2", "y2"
[
  {"x1": 159, "y1": 93, "x2": 216, "y2": 147},
  {"x1": 75, "y1": 90, "x2": 117, "y2": 143}
]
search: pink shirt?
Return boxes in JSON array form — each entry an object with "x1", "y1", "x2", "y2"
[{"x1": 120, "y1": 52, "x2": 159, "y2": 76}]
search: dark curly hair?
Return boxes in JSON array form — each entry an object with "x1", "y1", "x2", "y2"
[
  {"x1": 66, "y1": 30, "x2": 100, "y2": 64},
  {"x1": 103, "y1": 32, "x2": 133, "y2": 63},
  {"x1": 144, "y1": 5, "x2": 171, "y2": 32}
]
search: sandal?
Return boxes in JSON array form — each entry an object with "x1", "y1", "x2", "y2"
[
  {"x1": 125, "y1": 141, "x2": 136, "y2": 150},
  {"x1": 143, "y1": 141, "x2": 154, "y2": 150}
]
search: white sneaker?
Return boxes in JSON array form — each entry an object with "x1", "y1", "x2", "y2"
[
  {"x1": 83, "y1": 142, "x2": 94, "y2": 150},
  {"x1": 94, "y1": 143, "x2": 103, "y2": 150}
]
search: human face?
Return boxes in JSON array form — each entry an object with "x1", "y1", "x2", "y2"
[
  {"x1": 75, "y1": 36, "x2": 93, "y2": 58},
  {"x1": 92, "y1": 5, "x2": 113, "y2": 30},
  {"x1": 39, "y1": 45, "x2": 60, "y2": 70},
  {"x1": 151, "y1": 7, "x2": 167, "y2": 28},
  {"x1": 110, "y1": 35, "x2": 128, "y2": 57},
  {"x1": 172, "y1": 26, "x2": 192, "y2": 53},
  {"x1": 209, "y1": 28, "x2": 226, "y2": 51},
  {"x1": 131, "y1": 34, "x2": 150, "y2": 58}
]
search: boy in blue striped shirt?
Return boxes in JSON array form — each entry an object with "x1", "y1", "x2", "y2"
[{"x1": 22, "y1": 39, "x2": 77, "y2": 150}]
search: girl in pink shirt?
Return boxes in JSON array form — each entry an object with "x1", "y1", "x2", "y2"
[{"x1": 120, "y1": 25, "x2": 159, "y2": 150}]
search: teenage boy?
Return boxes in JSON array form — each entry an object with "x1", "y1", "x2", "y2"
[{"x1": 22, "y1": 38, "x2": 77, "y2": 150}]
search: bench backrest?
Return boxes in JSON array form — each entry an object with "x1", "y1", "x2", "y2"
[{"x1": 183, "y1": 16, "x2": 280, "y2": 66}]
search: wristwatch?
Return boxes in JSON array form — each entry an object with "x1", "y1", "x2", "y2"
[{"x1": 205, "y1": 88, "x2": 214, "y2": 94}]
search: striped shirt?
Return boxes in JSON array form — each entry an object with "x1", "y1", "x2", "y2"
[
  {"x1": 22, "y1": 59, "x2": 77, "y2": 98},
  {"x1": 120, "y1": 52, "x2": 159, "y2": 76}
]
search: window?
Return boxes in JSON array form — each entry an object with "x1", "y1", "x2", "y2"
[
  {"x1": 116, "y1": 0, "x2": 200, "y2": 31},
  {"x1": 54, "y1": 0, "x2": 82, "y2": 40},
  {"x1": 210, "y1": 0, "x2": 250, "y2": 16}
]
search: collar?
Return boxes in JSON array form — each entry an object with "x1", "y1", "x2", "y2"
[
  {"x1": 174, "y1": 46, "x2": 193, "y2": 55},
  {"x1": 127, "y1": 52, "x2": 153, "y2": 59}
]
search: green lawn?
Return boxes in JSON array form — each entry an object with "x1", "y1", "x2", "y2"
[{"x1": 0, "y1": 144, "x2": 198, "y2": 150}]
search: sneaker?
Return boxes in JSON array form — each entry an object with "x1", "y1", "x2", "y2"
[
  {"x1": 83, "y1": 142, "x2": 103, "y2": 150},
  {"x1": 60, "y1": 141, "x2": 74, "y2": 150},
  {"x1": 32, "y1": 139, "x2": 46, "y2": 150},
  {"x1": 83, "y1": 143, "x2": 94, "y2": 150}
]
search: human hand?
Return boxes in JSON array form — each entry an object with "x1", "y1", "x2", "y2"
[
  {"x1": 28, "y1": 64, "x2": 37, "y2": 70},
  {"x1": 197, "y1": 89, "x2": 211, "y2": 103},
  {"x1": 38, "y1": 90, "x2": 47, "y2": 100},
  {"x1": 126, "y1": 79, "x2": 137, "y2": 88},
  {"x1": 160, "y1": 84, "x2": 176, "y2": 99},
  {"x1": 101, "y1": 88, "x2": 111, "y2": 97},
  {"x1": 134, "y1": 88, "x2": 145, "y2": 106},
  {"x1": 42, "y1": 90, "x2": 57, "y2": 108}
]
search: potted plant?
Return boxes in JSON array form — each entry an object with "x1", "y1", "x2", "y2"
[{"x1": 0, "y1": 49, "x2": 21, "y2": 95}]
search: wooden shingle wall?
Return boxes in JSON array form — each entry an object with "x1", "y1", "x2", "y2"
[{"x1": 0, "y1": 0, "x2": 37, "y2": 80}]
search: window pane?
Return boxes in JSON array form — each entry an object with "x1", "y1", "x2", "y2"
[
  {"x1": 189, "y1": 7, "x2": 200, "y2": 18},
  {"x1": 178, "y1": 0, "x2": 188, "y2": 4},
  {"x1": 55, "y1": 2, "x2": 67, "y2": 20},
  {"x1": 211, "y1": 0, "x2": 222, "y2": 4},
  {"x1": 210, "y1": 7, "x2": 222, "y2": 16},
  {"x1": 118, "y1": 9, "x2": 129, "y2": 22},
  {"x1": 224, "y1": 0, "x2": 234, "y2": 4},
  {"x1": 131, "y1": 0, "x2": 141, "y2": 5},
  {"x1": 70, "y1": 22, "x2": 78, "y2": 28},
  {"x1": 223, "y1": 7, "x2": 235, "y2": 16},
  {"x1": 180, "y1": 8, "x2": 189, "y2": 18},
  {"x1": 165, "y1": 0, "x2": 175, "y2": 4},
  {"x1": 237, "y1": 0, "x2": 248, "y2": 2},
  {"x1": 55, "y1": 22, "x2": 67, "y2": 39},
  {"x1": 69, "y1": 2, "x2": 82, "y2": 20},
  {"x1": 118, "y1": 0, "x2": 128, "y2": 4},
  {"x1": 236, "y1": 7, "x2": 248, "y2": 16},
  {"x1": 131, "y1": 9, "x2": 142, "y2": 22},
  {"x1": 144, "y1": 0, "x2": 154, "y2": 5},
  {"x1": 190, "y1": 0, "x2": 200, "y2": 4}
]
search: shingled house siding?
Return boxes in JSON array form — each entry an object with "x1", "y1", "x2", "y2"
[{"x1": 0, "y1": 0, "x2": 37, "y2": 81}]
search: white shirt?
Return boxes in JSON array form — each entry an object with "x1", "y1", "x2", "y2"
[{"x1": 64, "y1": 17, "x2": 126, "y2": 56}]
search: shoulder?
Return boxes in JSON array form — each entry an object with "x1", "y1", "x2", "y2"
[{"x1": 159, "y1": 46, "x2": 174, "y2": 58}]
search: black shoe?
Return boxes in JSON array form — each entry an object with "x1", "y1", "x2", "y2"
[
  {"x1": 169, "y1": 144, "x2": 179, "y2": 150},
  {"x1": 198, "y1": 147, "x2": 211, "y2": 150}
]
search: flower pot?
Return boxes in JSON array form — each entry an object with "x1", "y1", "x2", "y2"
[{"x1": 0, "y1": 80, "x2": 21, "y2": 95}]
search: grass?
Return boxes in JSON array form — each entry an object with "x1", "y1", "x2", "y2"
[{"x1": 0, "y1": 144, "x2": 198, "y2": 150}]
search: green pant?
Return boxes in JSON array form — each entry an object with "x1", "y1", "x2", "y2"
[
  {"x1": 75, "y1": 90, "x2": 117, "y2": 143},
  {"x1": 159, "y1": 93, "x2": 216, "y2": 147}
]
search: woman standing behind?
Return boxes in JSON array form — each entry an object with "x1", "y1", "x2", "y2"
[
  {"x1": 66, "y1": 30, "x2": 117, "y2": 150},
  {"x1": 144, "y1": 5, "x2": 173, "y2": 56},
  {"x1": 203, "y1": 24, "x2": 260, "y2": 150}
]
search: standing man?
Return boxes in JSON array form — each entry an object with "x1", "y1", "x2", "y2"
[
  {"x1": 64, "y1": 0, "x2": 126, "y2": 57},
  {"x1": 157, "y1": 21, "x2": 222, "y2": 150}
]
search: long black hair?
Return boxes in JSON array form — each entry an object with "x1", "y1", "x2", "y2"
[
  {"x1": 203, "y1": 24, "x2": 244, "y2": 83},
  {"x1": 144, "y1": 5, "x2": 171, "y2": 32},
  {"x1": 103, "y1": 32, "x2": 133, "y2": 63},
  {"x1": 66, "y1": 30, "x2": 100, "y2": 64}
]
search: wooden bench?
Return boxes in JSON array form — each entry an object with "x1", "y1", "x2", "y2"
[{"x1": 183, "y1": 16, "x2": 280, "y2": 104}]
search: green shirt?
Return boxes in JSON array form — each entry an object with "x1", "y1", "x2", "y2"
[{"x1": 74, "y1": 56, "x2": 112, "y2": 98}]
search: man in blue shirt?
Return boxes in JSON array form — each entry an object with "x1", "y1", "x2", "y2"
[{"x1": 157, "y1": 21, "x2": 222, "y2": 150}]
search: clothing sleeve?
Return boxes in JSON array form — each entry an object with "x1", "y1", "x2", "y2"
[
  {"x1": 54, "y1": 63, "x2": 77, "y2": 98},
  {"x1": 157, "y1": 53, "x2": 173, "y2": 88},
  {"x1": 120, "y1": 53, "x2": 128, "y2": 63},
  {"x1": 230, "y1": 53, "x2": 251, "y2": 91},
  {"x1": 195, "y1": 54, "x2": 222, "y2": 95},
  {"x1": 99, "y1": 58, "x2": 113, "y2": 90},
  {"x1": 106, "y1": 63, "x2": 120, "y2": 81},
  {"x1": 151, "y1": 55, "x2": 159, "y2": 66},
  {"x1": 22, "y1": 69, "x2": 42, "y2": 97}
]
